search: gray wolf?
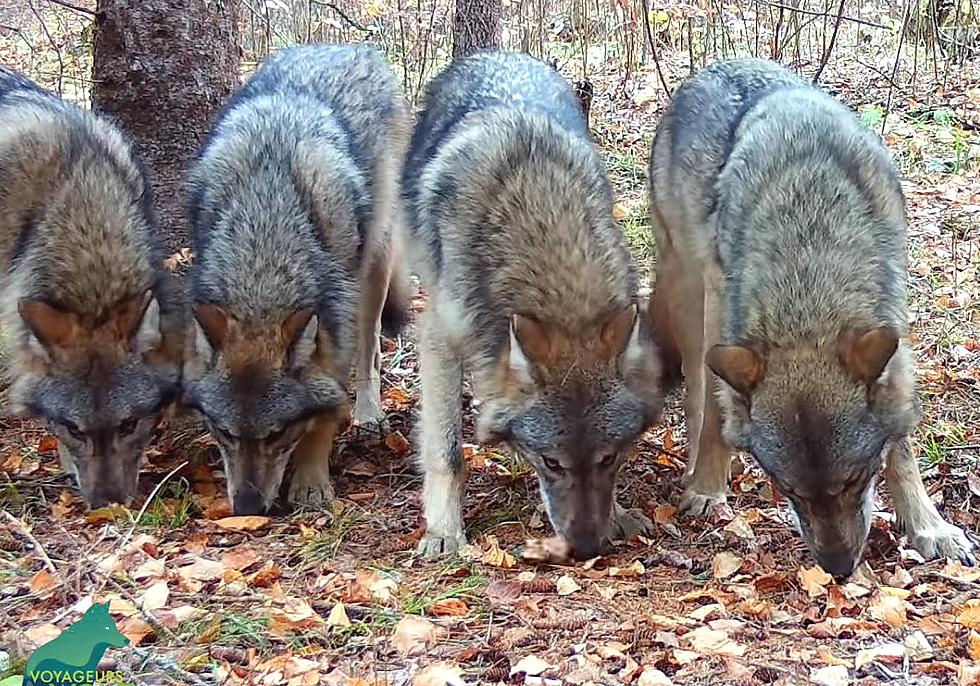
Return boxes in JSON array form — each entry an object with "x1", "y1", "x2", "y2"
[
  {"x1": 403, "y1": 50, "x2": 663, "y2": 560},
  {"x1": 184, "y1": 44, "x2": 411, "y2": 516},
  {"x1": 647, "y1": 58, "x2": 975, "y2": 577},
  {"x1": 0, "y1": 67, "x2": 182, "y2": 508}
]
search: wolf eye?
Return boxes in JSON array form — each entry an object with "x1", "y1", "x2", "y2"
[
  {"x1": 118, "y1": 417, "x2": 138, "y2": 436},
  {"x1": 543, "y1": 456, "x2": 564, "y2": 474},
  {"x1": 598, "y1": 451, "x2": 618, "y2": 469},
  {"x1": 62, "y1": 421, "x2": 85, "y2": 441},
  {"x1": 265, "y1": 426, "x2": 287, "y2": 443}
]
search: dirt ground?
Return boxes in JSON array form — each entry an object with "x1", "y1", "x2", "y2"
[{"x1": 2, "y1": 56, "x2": 980, "y2": 686}]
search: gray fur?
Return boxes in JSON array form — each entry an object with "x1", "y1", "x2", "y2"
[
  {"x1": 648, "y1": 58, "x2": 974, "y2": 576},
  {"x1": 0, "y1": 67, "x2": 182, "y2": 508},
  {"x1": 404, "y1": 50, "x2": 663, "y2": 559},
  {"x1": 185, "y1": 44, "x2": 411, "y2": 515}
]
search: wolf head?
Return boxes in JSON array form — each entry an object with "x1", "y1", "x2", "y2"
[
  {"x1": 183, "y1": 303, "x2": 348, "y2": 515},
  {"x1": 477, "y1": 304, "x2": 662, "y2": 559},
  {"x1": 13, "y1": 290, "x2": 178, "y2": 508},
  {"x1": 708, "y1": 327, "x2": 919, "y2": 578}
]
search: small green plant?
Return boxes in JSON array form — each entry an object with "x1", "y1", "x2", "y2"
[{"x1": 137, "y1": 479, "x2": 196, "y2": 528}]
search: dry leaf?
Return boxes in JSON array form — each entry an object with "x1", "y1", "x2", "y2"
[
  {"x1": 413, "y1": 663, "x2": 467, "y2": 686},
  {"x1": 221, "y1": 545, "x2": 262, "y2": 571},
  {"x1": 672, "y1": 649, "x2": 699, "y2": 665},
  {"x1": 212, "y1": 515, "x2": 270, "y2": 531},
  {"x1": 638, "y1": 668, "x2": 674, "y2": 686},
  {"x1": 609, "y1": 560, "x2": 646, "y2": 578},
  {"x1": 510, "y1": 655, "x2": 553, "y2": 677},
  {"x1": 25, "y1": 623, "x2": 61, "y2": 647},
  {"x1": 384, "y1": 431, "x2": 411, "y2": 454},
  {"x1": 685, "y1": 626, "x2": 746, "y2": 657},
  {"x1": 326, "y1": 602, "x2": 351, "y2": 628},
  {"x1": 556, "y1": 574, "x2": 582, "y2": 596},
  {"x1": 612, "y1": 202, "x2": 629, "y2": 220},
  {"x1": 959, "y1": 601, "x2": 980, "y2": 631},
  {"x1": 140, "y1": 581, "x2": 169, "y2": 611},
  {"x1": 29, "y1": 568, "x2": 57, "y2": 594},
  {"x1": 798, "y1": 565, "x2": 833, "y2": 598},
  {"x1": 430, "y1": 598, "x2": 469, "y2": 617},
  {"x1": 810, "y1": 665, "x2": 849, "y2": 686},
  {"x1": 481, "y1": 536, "x2": 517, "y2": 568},
  {"x1": 711, "y1": 552, "x2": 743, "y2": 579},
  {"x1": 117, "y1": 616, "x2": 153, "y2": 645},
  {"x1": 869, "y1": 592, "x2": 908, "y2": 628},
  {"x1": 723, "y1": 515, "x2": 755, "y2": 539},
  {"x1": 37, "y1": 435, "x2": 59, "y2": 453},
  {"x1": 391, "y1": 616, "x2": 444, "y2": 656},
  {"x1": 155, "y1": 605, "x2": 205, "y2": 629},
  {"x1": 969, "y1": 631, "x2": 980, "y2": 661},
  {"x1": 50, "y1": 489, "x2": 75, "y2": 519},
  {"x1": 945, "y1": 562, "x2": 980, "y2": 583},
  {"x1": 653, "y1": 503, "x2": 677, "y2": 524},
  {"x1": 855, "y1": 643, "x2": 906, "y2": 669}
]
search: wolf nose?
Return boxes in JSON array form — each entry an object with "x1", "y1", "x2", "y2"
[
  {"x1": 233, "y1": 489, "x2": 266, "y2": 515},
  {"x1": 818, "y1": 552, "x2": 858, "y2": 581}
]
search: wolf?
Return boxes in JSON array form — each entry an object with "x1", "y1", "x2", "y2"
[
  {"x1": 647, "y1": 58, "x2": 975, "y2": 577},
  {"x1": 403, "y1": 50, "x2": 663, "y2": 560},
  {"x1": 0, "y1": 68, "x2": 182, "y2": 508},
  {"x1": 184, "y1": 44, "x2": 411, "y2": 516}
]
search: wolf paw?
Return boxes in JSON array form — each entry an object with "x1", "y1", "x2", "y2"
[
  {"x1": 679, "y1": 488, "x2": 728, "y2": 517},
  {"x1": 907, "y1": 521, "x2": 976, "y2": 565},
  {"x1": 611, "y1": 503, "x2": 653, "y2": 540},
  {"x1": 351, "y1": 397, "x2": 388, "y2": 433},
  {"x1": 416, "y1": 531, "x2": 467, "y2": 558},
  {"x1": 288, "y1": 466, "x2": 335, "y2": 510}
]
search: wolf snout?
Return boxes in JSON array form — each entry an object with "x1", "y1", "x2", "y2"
[
  {"x1": 814, "y1": 548, "x2": 860, "y2": 581},
  {"x1": 233, "y1": 488, "x2": 267, "y2": 515}
]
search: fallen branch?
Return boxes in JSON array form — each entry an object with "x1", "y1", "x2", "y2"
[
  {"x1": 45, "y1": 0, "x2": 97, "y2": 16},
  {"x1": 3, "y1": 510, "x2": 59, "y2": 575}
]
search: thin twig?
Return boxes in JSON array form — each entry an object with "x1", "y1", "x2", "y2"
[
  {"x1": 3, "y1": 510, "x2": 59, "y2": 575},
  {"x1": 811, "y1": 0, "x2": 845, "y2": 84},
  {"x1": 309, "y1": 0, "x2": 372, "y2": 32},
  {"x1": 638, "y1": 0, "x2": 671, "y2": 97},
  {"x1": 882, "y1": 2, "x2": 910, "y2": 136},
  {"x1": 760, "y1": 0, "x2": 890, "y2": 30},
  {"x1": 118, "y1": 460, "x2": 189, "y2": 551},
  {"x1": 45, "y1": 0, "x2": 96, "y2": 16}
]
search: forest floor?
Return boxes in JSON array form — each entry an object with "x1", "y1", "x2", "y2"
[{"x1": 2, "y1": 54, "x2": 980, "y2": 686}]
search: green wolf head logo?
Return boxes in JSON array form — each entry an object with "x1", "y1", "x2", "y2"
[{"x1": 12, "y1": 602, "x2": 129, "y2": 686}]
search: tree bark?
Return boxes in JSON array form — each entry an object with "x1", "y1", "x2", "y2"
[
  {"x1": 92, "y1": 0, "x2": 240, "y2": 254},
  {"x1": 452, "y1": 0, "x2": 502, "y2": 59}
]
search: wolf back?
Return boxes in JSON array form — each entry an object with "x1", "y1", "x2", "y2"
[
  {"x1": 0, "y1": 67, "x2": 182, "y2": 508},
  {"x1": 185, "y1": 44, "x2": 410, "y2": 515},
  {"x1": 403, "y1": 50, "x2": 662, "y2": 559},
  {"x1": 648, "y1": 58, "x2": 974, "y2": 575}
]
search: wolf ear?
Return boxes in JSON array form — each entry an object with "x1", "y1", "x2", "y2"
[
  {"x1": 838, "y1": 327, "x2": 899, "y2": 385},
  {"x1": 601, "y1": 303, "x2": 650, "y2": 372},
  {"x1": 509, "y1": 314, "x2": 553, "y2": 381},
  {"x1": 707, "y1": 344, "x2": 766, "y2": 395},
  {"x1": 283, "y1": 308, "x2": 318, "y2": 367},
  {"x1": 194, "y1": 303, "x2": 230, "y2": 352},
  {"x1": 19, "y1": 299, "x2": 81, "y2": 351},
  {"x1": 111, "y1": 289, "x2": 159, "y2": 353}
]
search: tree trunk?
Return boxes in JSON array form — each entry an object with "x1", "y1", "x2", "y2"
[
  {"x1": 92, "y1": 0, "x2": 240, "y2": 254},
  {"x1": 452, "y1": 0, "x2": 502, "y2": 59}
]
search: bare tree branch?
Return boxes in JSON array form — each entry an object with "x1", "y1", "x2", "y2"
[
  {"x1": 45, "y1": 0, "x2": 97, "y2": 16},
  {"x1": 761, "y1": 0, "x2": 889, "y2": 30},
  {"x1": 812, "y1": 0, "x2": 846, "y2": 84},
  {"x1": 309, "y1": 0, "x2": 372, "y2": 32},
  {"x1": 638, "y1": 0, "x2": 672, "y2": 97}
]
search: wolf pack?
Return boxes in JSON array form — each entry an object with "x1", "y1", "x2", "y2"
[{"x1": 1, "y1": 44, "x2": 975, "y2": 582}]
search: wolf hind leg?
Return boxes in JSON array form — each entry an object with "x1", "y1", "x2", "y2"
[
  {"x1": 288, "y1": 415, "x2": 338, "y2": 514},
  {"x1": 415, "y1": 305, "x2": 468, "y2": 557},
  {"x1": 885, "y1": 436, "x2": 975, "y2": 564},
  {"x1": 351, "y1": 245, "x2": 391, "y2": 430}
]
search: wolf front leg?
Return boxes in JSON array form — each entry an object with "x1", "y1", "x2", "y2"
[
  {"x1": 416, "y1": 306, "x2": 468, "y2": 556},
  {"x1": 885, "y1": 436, "x2": 975, "y2": 564},
  {"x1": 288, "y1": 415, "x2": 338, "y2": 513},
  {"x1": 678, "y1": 261, "x2": 732, "y2": 515}
]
